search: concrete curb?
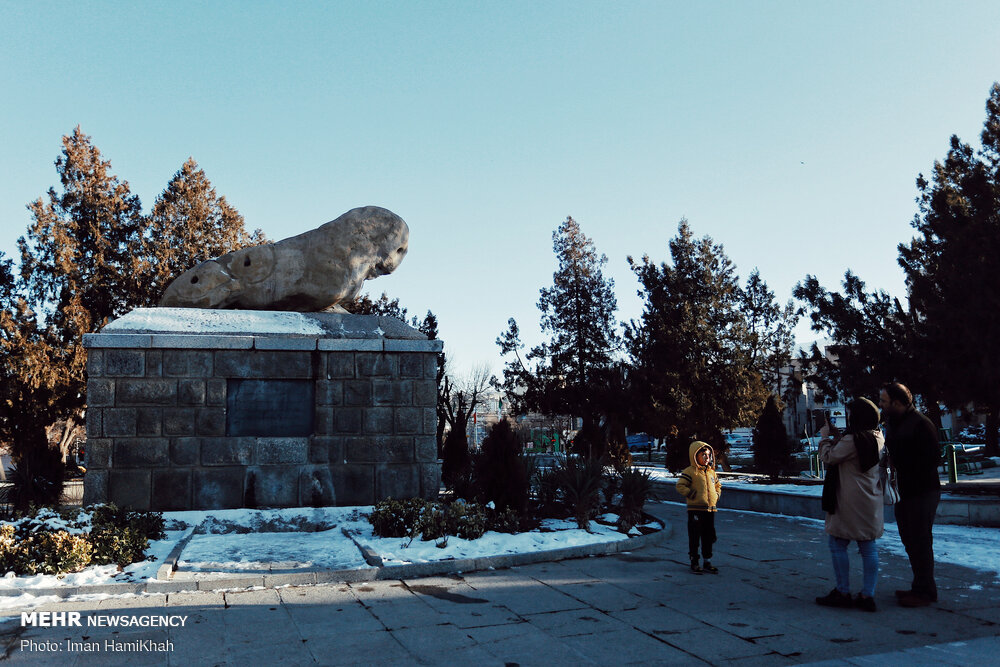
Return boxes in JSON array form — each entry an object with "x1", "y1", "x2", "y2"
[
  {"x1": 0, "y1": 516, "x2": 671, "y2": 599},
  {"x1": 651, "y1": 479, "x2": 1000, "y2": 526}
]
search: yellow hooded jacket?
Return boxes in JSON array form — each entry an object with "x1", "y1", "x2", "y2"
[{"x1": 675, "y1": 441, "x2": 722, "y2": 512}]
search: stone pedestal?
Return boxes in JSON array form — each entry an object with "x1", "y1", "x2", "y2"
[{"x1": 82, "y1": 308, "x2": 441, "y2": 511}]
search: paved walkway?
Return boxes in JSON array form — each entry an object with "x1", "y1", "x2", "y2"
[{"x1": 2, "y1": 501, "x2": 998, "y2": 665}]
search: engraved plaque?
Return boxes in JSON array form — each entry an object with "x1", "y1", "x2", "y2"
[{"x1": 226, "y1": 379, "x2": 315, "y2": 437}]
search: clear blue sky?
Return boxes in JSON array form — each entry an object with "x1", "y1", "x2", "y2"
[{"x1": 3, "y1": 1, "x2": 999, "y2": 377}]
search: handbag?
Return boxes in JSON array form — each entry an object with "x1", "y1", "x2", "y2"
[{"x1": 881, "y1": 454, "x2": 900, "y2": 506}]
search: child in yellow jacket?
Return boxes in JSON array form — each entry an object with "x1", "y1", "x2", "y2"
[{"x1": 676, "y1": 441, "x2": 722, "y2": 574}]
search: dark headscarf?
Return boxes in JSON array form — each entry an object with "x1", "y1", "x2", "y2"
[
  {"x1": 822, "y1": 397, "x2": 882, "y2": 514},
  {"x1": 847, "y1": 397, "x2": 881, "y2": 472}
]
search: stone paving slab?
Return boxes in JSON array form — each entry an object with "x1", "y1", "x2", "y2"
[{"x1": 3, "y1": 502, "x2": 999, "y2": 666}]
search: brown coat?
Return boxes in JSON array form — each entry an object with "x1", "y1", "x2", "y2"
[{"x1": 819, "y1": 432, "x2": 885, "y2": 541}]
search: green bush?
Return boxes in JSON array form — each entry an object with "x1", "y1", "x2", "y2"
[
  {"x1": 487, "y1": 506, "x2": 520, "y2": 534},
  {"x1": 533, "y1": 468, "x2": 565, "y2": 518},
  {"x1": 0, "y1": 525, "x2": 30, "y2": 574},
  {"x1": 616, "y1": 467, "x2": 652, "y2": 533},
  {"x1": 368, "y1": 498, "x2": 429, "y2": 538},
  {"x1": 6, "y1": 445, "x2": 65, "y2": 513},
  {"x1": 368, "y1": 498, "x2": 498, "y2": 541},
  {"x1": 0, "y1": 504, "x2": 165, "y2": 576},
  {"x1": 90, "y1": 503, "x2": 166, "y2": 541},
  {"x1": 558, "y1": 457, "x2": 605, "y2": 530},
  {"x1": 451, "y1": 501, "x2": 490, "y2": 539},
  {"x1": 415, "y1": 503, "x2": 449, "y2": 542},
  {"x1": 473, "y1": 420, "x2": 529, "y2": 517},
  {"x1": 23, "y1": 531, "x2": 92, "y2": 575}
]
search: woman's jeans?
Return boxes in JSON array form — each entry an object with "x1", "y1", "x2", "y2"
[{"x1": 829, "y1": 535, "x2": 878, "y2": 597}]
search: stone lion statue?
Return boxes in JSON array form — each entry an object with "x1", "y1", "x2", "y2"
[{"x1": 159, "y1": 206, "x2": 409, "y2": 312}]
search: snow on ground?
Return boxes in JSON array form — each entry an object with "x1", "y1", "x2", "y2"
[
  {"x1": 1, "y1": 482, "x2": 997, "y2": 614},
  {"x1": 0, "y1": 507, "x2": 640, "y2": 611}
]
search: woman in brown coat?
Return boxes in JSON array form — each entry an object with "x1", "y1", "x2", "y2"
[{"x1": 814, "y1": 397, "x2": 885, "y2": 612}]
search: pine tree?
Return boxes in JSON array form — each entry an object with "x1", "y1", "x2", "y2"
[
  {"x1": 473, "y1": 419, "x2": 529, "y2": 516},
  {"x1": 141, "y1": 157, "x2": 264, "y2": 305},
  {"x1": 3, "y1": 129, "x2": 262, "y2": 503},
  {"x1": 793, "y1": 271, "x2": 915, "y2": 405},
  {"x1": 753, "y1": 395, "x2": 791, "y2": 480},
  {"x1": 498, "y1": 217, "x2": 620, "y2": 458},
  {"x1": 899, "y1": 82, "x2": 1000, "y2": 455},
  {"x1": 343, "y1": 292, "x2": 410, "y2": 319},
  {"x1": 3, "y1": 127, "x2": 144, "y2": 498},
  {"x1": 742, "y1": 269, "x2": 798, "y2": 395},
  {"x1": 20, "y1": 126, "x2": 145, "y2": 328},
  {"x1": 627, "y1": 220, "x2": 767, "y2": 470}
]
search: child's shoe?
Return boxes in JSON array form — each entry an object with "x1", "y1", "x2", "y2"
[
  {"x1": 702, "y1": 560, "x2": 719, "y2": 574},
  {"x1": 690, "y1": 558, "x2": 703, "y2": 574}
]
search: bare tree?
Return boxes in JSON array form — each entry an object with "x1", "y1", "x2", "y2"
[{"x1": 440, "y1": 363, "x2": 495, "y2": 490}]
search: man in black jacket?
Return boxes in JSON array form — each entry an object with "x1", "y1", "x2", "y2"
[{"x1": 879, "y1": 382, "x2": 941, "y2": 607}]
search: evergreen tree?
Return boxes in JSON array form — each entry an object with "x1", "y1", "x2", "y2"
[
  {"x1": 498, "y1": 216, "x2": 620, "y2": 458},
  {"x1": 20, "y1": 126, "x2": 145, "y2": 328},
  {"x1": 141, "y1": 157, "x2": 265, "y2": 305},
  {"x1": 627, "y1": 220, "x2": 767, "y2": 470},
  {"x1": 343, "y1": 292, "x2": 410, "y2": 320},
  {"x1": 0, "y1": 251, "x2": 70, "y2": 506},
  {"x1": 793, "y1": 271, "x2": 915, "y2": 405},
  {"x1": 742, "y1": 269, "x2": 798, "y2": 395},
  {"x1": 4, "y1": 127, "x2": 145, "y2": 497},
  {"x1": 473, "y1": 419, "x2": 529, "y2": 517},
  {"x1": 753, "y1": 395, "x2": 791, "y2": 479},
  {"x1": 899, "y1": 82, "x2": 1000, "y2": 455},
  {"x1": 3, "y1": 129, "x2": 261, "y2": 501},
  {"x1": 416, "y1": 311, "x2": 449, "y2": 457}
]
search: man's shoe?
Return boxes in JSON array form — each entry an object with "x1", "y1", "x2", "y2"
[
  {"x1": 894, "y1": 589, "x2": 912, "y2": 599},
  {"x1": 702, "y1": 560, "x2": 719, "y2": 574},
  {"x1": 816, "y1": 588, "x2": 853, "y2": 608},
  {"x1": 854, "y1": 594, "x2": 877, "y2": 612},
  {"x1": 898, "y1": 592, "x2": 933, "y2": 608},
  {"x1": 690, "y1": 558, "x2": 703, "y2": 574}
]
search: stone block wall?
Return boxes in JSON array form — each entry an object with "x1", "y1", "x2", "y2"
[{"x1": 82, "y1": 310, "x2": 442, "y2": 511}]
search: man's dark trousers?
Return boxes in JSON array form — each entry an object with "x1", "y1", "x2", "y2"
[{"x1": 895, "y1": 488, "x2": 940, "y2": 601}]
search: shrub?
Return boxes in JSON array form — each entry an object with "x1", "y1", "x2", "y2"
[
  {"x1": 415, "y1": 502, "x2": 449, "y2": 542},
  {"x1": 0, "y1": 504, "x2": 164, "y2": 576},
  {"x1": 368, "y1": 498, "x2": 429, "y2": 538},
  {"x1": 753, "y1": 395, "x2": 792, "y2": 479},
  {"x1": 606, "y1": 439, "x2": 632, "y2": 474},
  {"x1": 6, "y1": 445, "x2": 65, "y2": 513},
  {"x1": 449, "y1": 500, "x2": 490, "y2": 539},
  {"x1": 558, "y1": 457, "x2": 605, "y2": 530},
  {"x1": 616, "y1": 467, "x2": 652, "y2": 533},
  {"x1": 0, "y1": 524, "x2": 30, "y2": 574},
  {"x1": 601, "y1": 467, "x2": 620, "y2": 512},
  {"x1": 473, "y1": 420, "x2": 529, "y2": 517},
  {"x1": 533, "y1": 468, "x2": 565, "y2": 518},
  {"x1": 441, "y1": 428, "x2": 472, "y2": 492},
  {"x1": 90, "y1": 503, "x2": 166, "y2": 541},
  {"x1": 89, "y1": 527, "x2": 149, "y2": 568},
  {"x1": 487, "y1": 506, "x2": 520, "y2": 534},
  {"x1": 368, "y1": 498, "x2": 500, "y2": 542},
  {"x1": 87, "y1": 504, "x2": 165, "y2": 568},
  {"x1": 24, "y1": 531, "x2": 92, "y2": 575}
]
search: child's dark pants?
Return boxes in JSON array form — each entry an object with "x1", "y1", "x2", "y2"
[{"x1": 687, "y1": 510, "x2": 716, "y2": 560}]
